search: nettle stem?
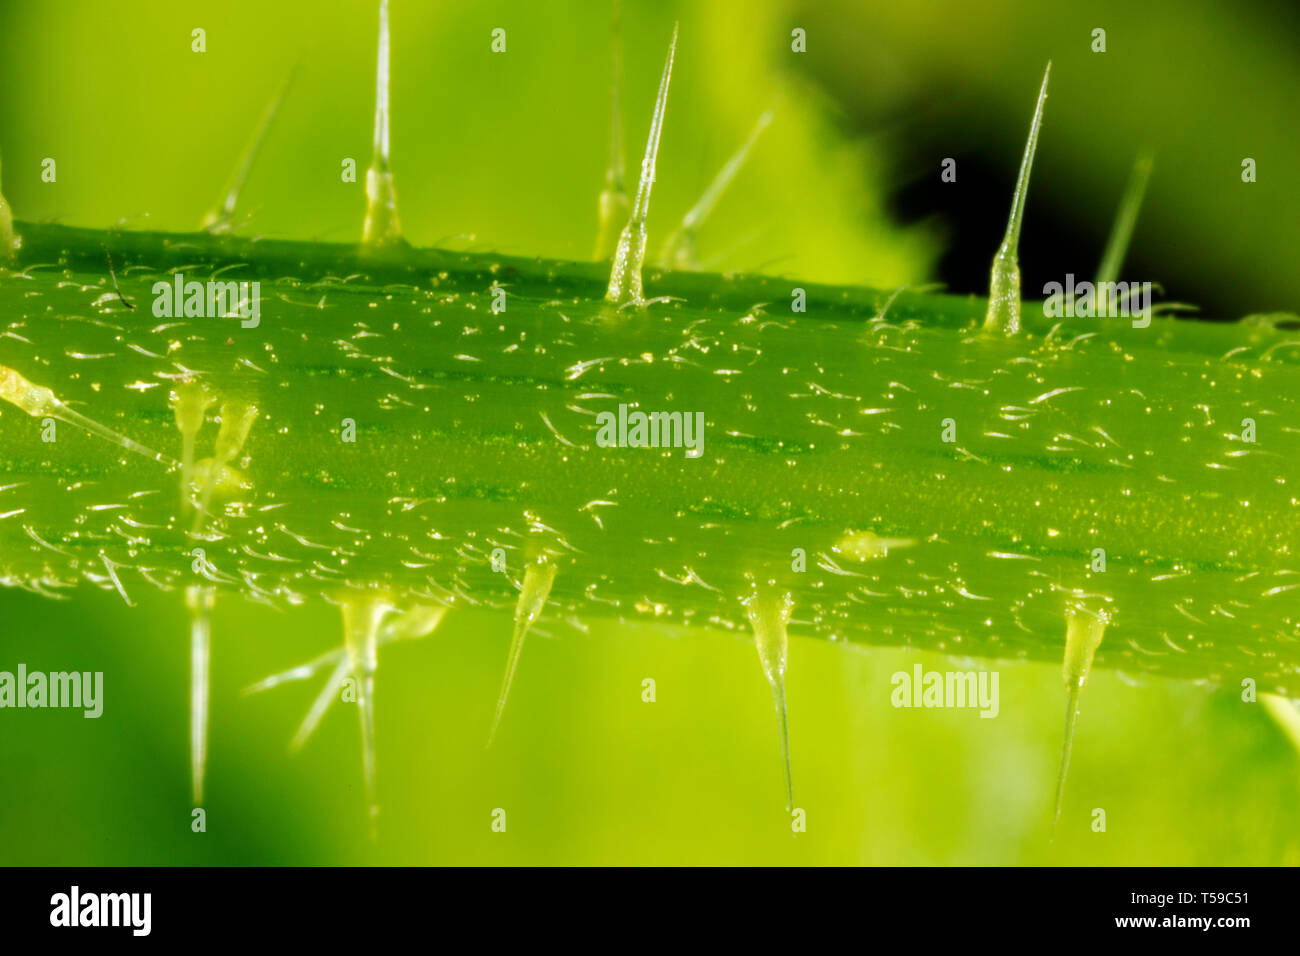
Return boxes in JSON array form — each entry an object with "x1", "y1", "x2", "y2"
[
  {"x1": 2, "y1": 221, "x2": 1300, "y2": 705},
  {"x1": 5, "y1": 2, "x2": 1294, "y2": 832}
]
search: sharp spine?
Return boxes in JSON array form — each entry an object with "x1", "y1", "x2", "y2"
[
  {"x1": 290, "y1": 655, "x2": 352, "y2": 754},
  {"x1": 1095, "y1": 149, "x2": 1154, "y2": 287},
  {"x1": 1052, "y1": 599, "x2": 1109, "y2": 836},
  {"x1": 605, "y1": 23, "x2": 678, "y2": 305},
  {"x1": 203, "y1": 67, "x2": 297, "y2": 234},
  {"x1": 186, "y1": 584, "x2": 216, "y2": 805},
  {"x1": 659, "y1": 109, "x2": 772, "y2": 270},
  {"x1": 243, "y1": 605, "x2": 447, "y2": 756},
  {"x1": 983, "y1": 62, "x2": 1051, "y2": 335},
  {"x1": 362, "y1": 0, "x2": 403, "y2": 248},
  {"x1": 487, "y1": 556, "x2": 558, "y2": 747},
  {"x1": 743, "y1": 577, "x2": 795, "y2": 812},
  {"x1": 342, "y1": 595, "x2": 392, "y2": 836},
  {"x1": 0, "y1": 364, "x2": 176, "y2": 467}
]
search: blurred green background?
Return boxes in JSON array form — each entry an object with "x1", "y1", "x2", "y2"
[{"x1": 1, "y1": 0, "x2": 1299, "y2": 865}]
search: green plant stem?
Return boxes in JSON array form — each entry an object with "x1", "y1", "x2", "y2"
[{"x1": 2, "y1": 222, "x2": 1300, "y2": 695}]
